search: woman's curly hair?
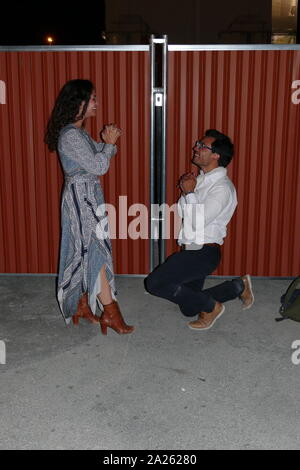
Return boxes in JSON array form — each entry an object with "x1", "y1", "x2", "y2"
[{"x1": 45, "y1": 79, "x2": 94, "y2": 152}]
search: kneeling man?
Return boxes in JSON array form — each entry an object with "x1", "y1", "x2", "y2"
[{"x1": 144, "y1": 129, "x2": 254, "y2": 330}]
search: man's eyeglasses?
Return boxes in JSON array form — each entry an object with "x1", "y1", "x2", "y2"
[{"x1": 195, "y1": 140, "x2": 213, "y2": 151}]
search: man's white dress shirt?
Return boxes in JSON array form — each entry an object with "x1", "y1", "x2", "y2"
[{"x1": 177, "y1": 167, "x2": 237, "y2": 249}]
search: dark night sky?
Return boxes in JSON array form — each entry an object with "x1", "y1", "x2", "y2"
[
  {"x1": 0, "y1": 1, "x2": 106, "y2": 45},
  {"x1": 1, "y1": 0, "x2": 296, "y2": 47}
]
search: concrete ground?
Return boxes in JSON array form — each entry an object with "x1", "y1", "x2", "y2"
[{"x1": 0, "y1": 275, "x2": 299, "y2": 450}]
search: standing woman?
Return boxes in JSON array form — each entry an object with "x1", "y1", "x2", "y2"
[{"x1": 45, "y1": 79, "x2": 134, "y2": 335}]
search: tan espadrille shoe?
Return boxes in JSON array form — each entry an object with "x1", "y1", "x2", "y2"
[{"x1": 188, "y1": 302, "x2": 225, "y2": 331}]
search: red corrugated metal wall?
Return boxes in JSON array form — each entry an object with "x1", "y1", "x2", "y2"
[
  {"x1": 1, "y1": 48, "x2": 300, "y2": 276},
  {"x1": 0, "y1": 50, "x2": 150, "y2": 274},
  {"x1": 167, "y1": 50, "x2": 300, "y2": 276}
]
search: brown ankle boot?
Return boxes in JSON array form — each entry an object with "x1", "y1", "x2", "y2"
[
  {"x1": 99, "y1": 301, "x2": 135, "y2": 335},
  {"x1": 72, "y1": 293, "x2": 100, "y2": 325}
]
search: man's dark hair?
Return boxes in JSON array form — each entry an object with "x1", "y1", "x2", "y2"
[{"x1": 205, "y1": 129, "x2": 234, "y2": 167}]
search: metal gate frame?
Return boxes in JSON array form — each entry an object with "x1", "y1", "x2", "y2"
[
  {"x1": 0, "y1": 44, "x2": 150, "y2": 275},
  {"x1": 1, "y1": 40, "x2": 300, "y2": 275},
  {"x1": 151, "y1": 38, "x2": 300, "y2": 277}
]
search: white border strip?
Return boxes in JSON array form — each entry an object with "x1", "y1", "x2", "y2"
[
  {"x1": 0, "y1": 45, "x2": 150, "y2": 52},
  {"x1": 169, "y1": 44, "x2": 300, "y2": 51},
  {"x1": 1, "y1": 44, "x2": 300, "y2": 52}
]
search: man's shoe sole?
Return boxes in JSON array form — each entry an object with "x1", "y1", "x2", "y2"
[
  {"x1": 242, "y1": 274, "x2": 254, "y2": 310},
  {"x1": 188, "y1": 305, "x2": 225, "y2": 331}
]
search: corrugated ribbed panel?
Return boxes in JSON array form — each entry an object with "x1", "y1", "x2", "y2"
[
  {"x1": 1, "y1": 48, "x2": 300, "y2": 277},
  {"x1": 0, "y1": 50, "x2": 150, "y2": 274},
  {"x1": 167, "y1": 50, "x2": 300, "y2": 276}
]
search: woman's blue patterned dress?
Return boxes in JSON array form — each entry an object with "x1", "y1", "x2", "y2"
[{"x1": 57, "y1": 124, "x2": 117, "y2": 324}]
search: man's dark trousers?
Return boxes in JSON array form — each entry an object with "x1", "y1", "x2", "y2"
[{"x1": 144, "y1": 245, "x2": 244, "y2": 316}]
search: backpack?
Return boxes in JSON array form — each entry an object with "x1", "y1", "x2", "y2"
[{"x1": 276, "y1": 276, "x2": 300, "y2": 322}]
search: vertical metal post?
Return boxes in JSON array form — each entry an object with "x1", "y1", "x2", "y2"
[
  {"x1": 297, "y1": 0, "x2": 300, "y2": 44},
  {"x1": 150, "y1": 34, "x2": 168, "y2": 272}
]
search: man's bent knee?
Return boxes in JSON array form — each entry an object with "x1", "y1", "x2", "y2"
[
  {"x1": 144, "y1": 274, "x2": 160, "y2": 295},
  {"x1": 144, "y1": 272, "x2": 174, "y2": 298}
]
